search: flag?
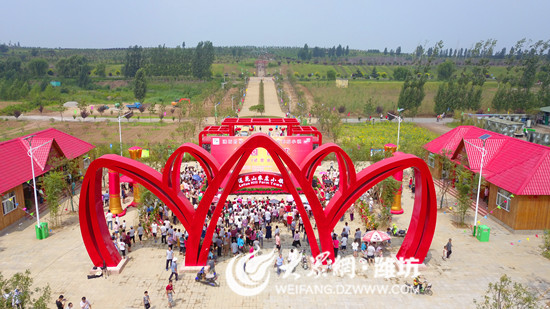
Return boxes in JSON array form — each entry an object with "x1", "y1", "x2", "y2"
[{"x1": 347, "y1": 112, "x2": 351, "y2": 117}]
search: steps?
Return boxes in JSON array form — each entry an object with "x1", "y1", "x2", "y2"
[{"x1": 432, "y1": 178, "x2": 488, "y2": 217}]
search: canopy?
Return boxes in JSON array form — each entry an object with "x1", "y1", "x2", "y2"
[
  {"x1": 362, "y1": 230, "x2": 391, "y2": 243},
  {"x1": 120, "y1": 175, "x2": 136, "y2": 183},
  {"x1": 192, "y1": 174, "x2": 202, "y2": 181}
]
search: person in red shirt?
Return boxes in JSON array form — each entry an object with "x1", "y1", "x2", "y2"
[
  {"x1": 166, "y1": 280, "x2": 175, "y2": 308},
  {"x1": 333, "y1": 234, "x2": 339, "y2": 257}
]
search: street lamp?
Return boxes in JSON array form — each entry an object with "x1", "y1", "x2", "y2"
[
  {"x1": 22, "y1": 135, "x2": 52, "y2": 228},
  {"x1": 388, "y1": 108, "x2": 405, "y2": 149},
  {"x1": 464, "y1": 133, "x2": 491, "y2": 236},
  {"x1": 118, "y1": 111, "x2": 133, "y2": 156}
]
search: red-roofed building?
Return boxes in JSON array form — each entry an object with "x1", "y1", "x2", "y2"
[
  {"x1": 0, "y1": 128, "x2": 95, "y2": 231},
  {"x1": 424, "y1": 126, "x2": 550, "y2": 230}
]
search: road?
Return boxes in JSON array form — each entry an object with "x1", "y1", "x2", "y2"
[{"x1": 238, "y1": 77, "x2": 286, "y2": 117}]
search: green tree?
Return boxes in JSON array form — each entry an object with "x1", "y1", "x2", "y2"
[
  {"x1": 123, "y1": 45, "x2": 143, "y2": 78},
  {"x1": 398, "y1": 41, "x2": 442, "y2": 117},
  {"x1": 41, "y1": 171, "x2": 65, "y2": 227},
  {"x1": 327, "y1": 69, "x2": 336, "y2": 80},
  {"x1": 454, "y1": 166, "x2": 473, "y2": 226},
  {"x1": 27, "y1": 58, "x2": 48, "y2": 77},
  {"x1": 437, "y1": 60, "x2": 456, "y2": 80},
  {"x1": 133, "y1": 68, "x2": 147, "y2": 102},
  {"x1": 371, "y1": 67, "x2": 379, "y2": 79},
  {"x1": 0, "y1": 270, "x2": 51, "y2": 309},
  {"x1": 474, "y1": 275, "x2": 540, "y2": 309},
  {"x1": 393, "y1": 67, "x2": 411, "y2": 81},
  {"x1": 95, "y1": 63, "x2": 106, "y2": 77},
  {"x1": 192, "y1": 41, "x2": 214, "y2": 79}
]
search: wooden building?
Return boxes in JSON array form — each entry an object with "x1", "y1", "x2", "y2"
[
  {"x1": 424, "y1": 126, "x2": 550, "y2": 230},
  {"x1": 0, "y1": 129, "x2": 95, "y2": 232}
]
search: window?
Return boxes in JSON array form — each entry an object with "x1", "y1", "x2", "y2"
[
  {"x1": 496, "y1": 188, "x2": 512, "y2": 211},
  {"x1": 2, "y1": 191, "x2": 17, "y2": 215},
  {"x1": 427, "y1": 153, "x2": 435, "y2": 168}
]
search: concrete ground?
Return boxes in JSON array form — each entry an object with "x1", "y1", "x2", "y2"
[{"x1": 1, "y1": 160, "x2": 549, "y2": 308}]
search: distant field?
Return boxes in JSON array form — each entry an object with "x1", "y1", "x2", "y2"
[{"x1": 300, "y1": 80, "x2": 499, "y2": 116}]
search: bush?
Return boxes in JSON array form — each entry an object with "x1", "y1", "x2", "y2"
[{"x1": 13, "y1": 110, "x2": 21, "y2": 118}]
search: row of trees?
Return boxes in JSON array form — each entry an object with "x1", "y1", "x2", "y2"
[
  {"x1": 123, "y1": 41, "x2": 215, "y2": 79},
  {"x1": 297, "y1": 44, "x2": 350, "y2": 61}
]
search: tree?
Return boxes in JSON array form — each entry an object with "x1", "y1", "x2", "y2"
[
  {"x1": 393, "y1": 67, "x2": 411, "y2": 81},
  {"x1": 123, "y1": 45, "x2": 143, "y2": 78},
  {"x1": 0, "y1": 43, "x2": 8, "y2": 53},
  {"x1": 0, "y1": 270, "x2": 51, "y2": 308},
  {"x1": 41, "y1": 171, "x2": 65, "y2": 227},
  {"x1": 95, "y1": 63, "x2": 106, "y2": 77},
  {"x1": 133, "y1": 68, "x2": 147, "y2": 102},
  {"x1": 396, "y1": 46, "x2": 401, "y2": 56},
  {"x1": 437, "y1": 60, "x2": 456, "y2": 80},
  {"x1": 327, "y1": 69, "x2": 336, "y2": 80},
  {"x1": 454, "y1": 166, "x2": 473, "y2": 225},
  {"x1": 474, "y1": 275, "x2": 540, "y2": 309},
  {"x1": 398, "y1": 41, "x2": 442, "y2": 117},
  {"x1": 192, "y1": 41, "x2": 214, "y2": 79},
  {"x1": 147, "y1": 104, "x2": 156, "y2": 122},
  {"x1": 371, "y1": 67, "x2": 379, "y2": 79},
  {"x1": 27, "y1": 58, "x2": 48, "y2": 77},
  {"x1": 77, "y1": 64, "x2": 91, "y2": 88}
]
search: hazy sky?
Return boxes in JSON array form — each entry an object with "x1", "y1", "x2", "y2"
[{"x1": 1, "y1": 0, "x2": 548, "y2": 52}]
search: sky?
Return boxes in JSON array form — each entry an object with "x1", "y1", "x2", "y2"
[{"x1": 1, "y1": 0, "x2": 549, "y2": 53}]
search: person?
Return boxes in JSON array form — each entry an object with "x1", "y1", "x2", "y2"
[
  {"x1": 275, "y1": 253, "x2": 284, "y2": 276},
  {"x1": 265, "y1": 224, "x2": 272, "y2": 239},
  {"x1": 341, "y1": 235, "x2": 348, "y2": 251},
  {"x1": 137, "y1": 224, "x2": 144, "y2": 243},
  {"x1": 166, "y1": 280, "x2": 175, "y2": 308},
  {"x1": 80, "y1": 296, "x2": 91, "y2": 309},
  {"x1": 143, "y1": 291, "x2": 151, "y2": 309},
  {"x1": 484, "y1": 186, "x2": 489, "y2": 203},
  {"x1": 169, "y1": 257, "x2": 178, "y2": 281},
  {"x1": 129, "y1": 226, "x2": 135, "y2": 244},
  {"x1": 207, "y1": 256, "x2": 216, "y2": 274},
  {"x1": 179, "y1": 234, "x2": 186, "y2": 255},
  {"x1": 292, "y1": 231, "x2": 301, "y2": 248},
  {"x1": 275, "y1": 233, "x2": 281, "y2": 252},
  {"x1": 67, "y1": 303, "x2": 74, "y2": 308},
  {"x1": 445, "y1": 238, "x2": 452, "y2": 259},
  {"x1": 56, "y1": 295, "x2": 66, "y2": 309},
  {"x1": 119, "y1": 238, "x2": 126, "y2": 258},
  {"x1": 354, "y1": 228, "x2": 362, "y2": 245},
  {"x1": 231, "y1": 239, "x2": 238, "y2": 255},
  {"x1": 166, "y1": 247, "x2": 174, "y2": 271},
  {"x1": 151, "y1": 222, "x2": 158, "y2": 243},
  {"x1": 106, "y1": 210, "x2": 113, "y2": 230},
  {"x1": 237, "y1": 235, "x2": 245, "y2": 253},
  {"x1": 352, "y1": 240, "x2": 359, "y2": 257},
  {"x1": 367, "y1": 242, "x2": 376, "y2": 265},
  {"x1": 442, "y1": 245, "x2": 448, "y2": 260},
  {"x1": 125, "y1": 231, "x2": 132, "y2": 252},
  {"x1": 332, "y1": 235, "x2": 339, "y2": 257},
  {"x1": 160, "y1": 225, "x2": 167, "y2": 244}
]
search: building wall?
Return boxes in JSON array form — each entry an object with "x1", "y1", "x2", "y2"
[
  {"x1": 489, "y1": 182, "x2": 550, "y2": 230},
  {"x1": 0, "y1": 185, "x2": 26, "y2": 231}
]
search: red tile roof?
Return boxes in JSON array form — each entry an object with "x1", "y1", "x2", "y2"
[
  {"x1": 0, "y1": 128, "x2": 95, "y2": 194},
  {"x1": 424, "y1": 126, "x2": 550, "y2": 195}
]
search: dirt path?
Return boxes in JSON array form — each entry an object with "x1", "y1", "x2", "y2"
[
  {"x1": 239, "y1": 77, "x2": 285, "y2": 117},
  {"x1": 417, "y1": 121, "x2": 453, "y2": 136}
]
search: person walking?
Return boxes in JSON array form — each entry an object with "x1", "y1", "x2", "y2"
[
  {"x1": 80, "y1": 296, "x2": 92, "y2": 309},
  {"x1": 169, "y1": 257, "x2": 178, "y2": 281},
  {"x1": 56, "y1": 295, "x2": 66, "y2": 309},
  {"x1": 166, "y1": 247, "x2": 174, "y2": 271},
  {"x1": 151, "y1": 222, "x2": 158, "y2": 243},
  {"x1": 275, "y1": 253, "x2": 284, "y2": 276},
  {"x1": 137, "y1": 223, "x2": 144, "y2": 243},
  {"x1": 445, "y1": 238, "x2": 452, "y2": 259},
  {"x1": 166, "y1": 280, "x2": 175, "y2": 308},
  {"x1": 106, "y1": 210, "x2": 113, "y2": 230},
  {"x1": 143, "y1": 291, "x2": 151, "y2": 309},
  {"x1": 332, "y1": 235, "x2": 339, "y2": 258}
]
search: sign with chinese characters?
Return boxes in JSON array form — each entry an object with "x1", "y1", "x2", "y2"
[
  {"x1": 233, "y1": 172, "x2": 284, "y2": 190},
  {"x1": 211, "y1": 136, "x2": 313, "y2": 174}
]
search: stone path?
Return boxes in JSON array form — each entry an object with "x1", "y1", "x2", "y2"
[
  {"x1": 0, "y1": 161, "x2": 549, "y2": 308},
  {"x1": 238, "y1": 77, "x2": 286, "y2": 118}
]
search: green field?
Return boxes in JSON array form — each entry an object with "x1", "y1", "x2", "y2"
[{"x1": 300, "y1": 80, "x2": 499, "y2": 116}]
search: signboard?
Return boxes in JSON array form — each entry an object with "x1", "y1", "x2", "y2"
[
  {"x1": 211, "y1": 136, "x2": 313, "y2": 174},
  {"x1": 233, "y1": 172, "x2": 285, "y2": 191}
]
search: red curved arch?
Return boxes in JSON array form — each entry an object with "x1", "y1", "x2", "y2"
[
  {"x1": 79, "y1": 133, "x2": 437, "y2": 267},
  {"x1": 80, "y1": 155, "x2": 194, "y2": 267},
  {"x1": 162, "y1": 143, "x2": 219, "y2": 193}
]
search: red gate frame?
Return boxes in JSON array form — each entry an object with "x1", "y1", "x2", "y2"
[{"x1": 80, "y1": 133, "x2": 436, "y2": 267}]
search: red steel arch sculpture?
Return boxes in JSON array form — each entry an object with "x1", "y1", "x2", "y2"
[{"x1": 80, "y1": 133, "x2": 436, "y2": 267}]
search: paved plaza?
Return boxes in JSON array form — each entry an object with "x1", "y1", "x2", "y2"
[{"x1": 1, "y1": 161, "x2": 549, "y2": 309}]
